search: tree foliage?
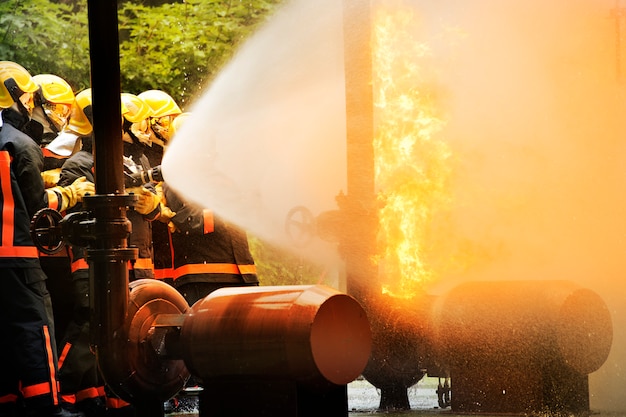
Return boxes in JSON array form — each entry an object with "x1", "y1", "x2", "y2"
[
  {"x1": 118, "y1": 0, "x2": 282, "y2": 106},
  {"x1": 248, "y1": 236, "x2": 331, "y2": 287},
  {"x1": 0, "y1": 0, "x2": 90, "y2": 91},
  {"x1": 1, "y1": 0, "x2": 282, "y2": 104}
]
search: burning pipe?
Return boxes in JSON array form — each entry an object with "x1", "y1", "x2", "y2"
[{"x1": 342, "y1": 278, "x2": 613, "y2": 414}]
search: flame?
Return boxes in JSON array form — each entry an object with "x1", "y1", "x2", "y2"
[{"x1": 372, "y1": 3, "x2": 452, "y2": 299}]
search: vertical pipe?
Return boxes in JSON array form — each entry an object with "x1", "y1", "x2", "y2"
[
  {"x1": 342, "y1": 0, "x2": 378, "y2": 304},
  {"x1": 85, "y1": 0, "x2": 138, "y2": 404},
  {"x1": 87, "y1": 0, "x2": 124, "y2": 195}
]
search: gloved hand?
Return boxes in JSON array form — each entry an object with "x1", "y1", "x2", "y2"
[
  {"x1": 48, "y1": 176, "x2": 95, "y2": 211},
  {"x1": 41, "y1": 168, "x2": 61, "y2": 188},
  {"x1": 167, "y1": 220, "x2": 179, "y2": 234},
  {"x1": 129, "y1": 186, "x2": 161, "y2": 215},
  {"x1": 158, "y1": 203, "x2": 176, "y2": 223}
]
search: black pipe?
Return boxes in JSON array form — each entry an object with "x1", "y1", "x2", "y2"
[
  {"x1": 87, "y1": 0, "x2": 124, "y2": 195},
  {"x1": 84, "y1": 0, "x2": 141, "y2": 407}
]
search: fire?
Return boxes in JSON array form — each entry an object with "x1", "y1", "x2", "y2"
[{"x1": 372, "y1": 4, "x2": 452, "y2": 299}]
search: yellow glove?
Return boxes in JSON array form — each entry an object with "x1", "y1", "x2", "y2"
[
  {"x1": 48, "y1": 176, "x2": 95, "y2": 211},
  {"x1": 154, "y1": 182, "x2": 177, "y2": 226},
  {"x1": 41, "y1": 168, "x2": 61, "y2": 188},
  {"x1": 158, "y1": 202, "x2": 176, "y2": 223},
  {"x1": 167, "y1": 221, "x2": 179, "y2": 234},
  {"x1": 129, "y1": 186, "x2": 161, "y2": 215}
]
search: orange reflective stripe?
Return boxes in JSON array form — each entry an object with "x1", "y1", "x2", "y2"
[
  {"x1": 238, "y1": 265, "x2": 257, "y2": 275},
  {"x1": 132, "y1": 257, "x2": 154, "y2": 270},
  {"x1": 71, "y1": 258, "x2": 89, "y2": 273},
  {"x1": 202, "y1": 209, "x2": 214, "y2": 234},
  {"x1": 21, "y1": 382, "x2": 51, "y2": 399},
  {"x1": 172, "y1": 263, "x2": 257, "y2": 280},
  {"x1": 0, "y1": 246, "x2": 39, "y2": 258},
  {"x1": 61, "y1": 394, "x2": 76, "y2": 404},
  {"x1": 0, "y1": 394, "x2": 18, "y2": 404},
  {"x1": 43, "y1": 325, "x2": 59, "y2": 405},
  {"x1": 0, "y1": 151, "x2": 15, "y2": 247},
  {"x1": 154, "y1": 268, "x2": 174, "y2": 280},
  {"x1": 58, "y1": 342, "x2": 72, "y2": 370},
  {"x1": 46, "y1": 189, "x2": 61, "y2": 211},
  {"x1": 106, "y1": 397, "x2": 131, "y2": 409},
  {"x1": 76, "y1": 387, "x2": 100, "y2": 402},
  {"x1": 97, "y1": 386, "x2": 105, "y2": 397}
]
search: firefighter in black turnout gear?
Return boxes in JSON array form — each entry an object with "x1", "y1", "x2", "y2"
[
  {"x1": 0, "y1": 62, "x2": 88, "y2": 417},
  {"x1": 55, "y1": 89, "x2": 107, "y2": 417},
  {"x1": 157, "y1": 182, "x2": 259, "y2": 306}
]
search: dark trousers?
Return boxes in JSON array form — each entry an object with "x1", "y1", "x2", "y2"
[{"x1": 0, "y1": 267, "x2": 60, "y2": 411}]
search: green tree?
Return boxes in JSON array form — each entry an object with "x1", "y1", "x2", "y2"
[
  {"x1": 0, "y1": 0, "x2": 90, "y2": 91},
  {"x1": 248, "y1": 235, "x2": 331, "y2": 287},
  {"x1": 118, "y1": 0, "x2": 282, "y2": 106},
  {"x1": 1, "y1": 0, "x2": 282, "y2": 103}
]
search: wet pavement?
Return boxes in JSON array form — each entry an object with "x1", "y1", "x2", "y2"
[{"x1": 164, "y1": 377, "x2": 625, "y2": 417}]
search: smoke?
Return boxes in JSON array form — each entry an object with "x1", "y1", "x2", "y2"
[{"x1": 411, "y1": 0, "x2": 626, "y2": 411}]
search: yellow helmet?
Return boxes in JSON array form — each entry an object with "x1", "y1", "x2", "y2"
[
  {"x1": 32, "y1": 74, "x2": 75, "y2": 132},
  {"x1": 32, "y1": 74, "x2": 75, "y2": 106},
  {"x1": 120, "y1": 93, "x2": 153, "y2": 123},
  {"x1": 67, "y1": 88, "x2": 93, "y2": 136},
  {"x1": 121, "y1": 93, "x2": 153, "y2": 146},
  {"x1": 137, "y1": 90, "x2": 181, "y2": 118},
  {"x1": 0, "y1": 61, "x2": 38, "y2": 109}
]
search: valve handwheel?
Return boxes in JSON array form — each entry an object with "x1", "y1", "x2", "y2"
[
  {"x1": 30, "y1": 208, "x2": 65, "y2": 255},
  {"x1": 285, "y1": 205, "x2": 316, "y2": 248}
]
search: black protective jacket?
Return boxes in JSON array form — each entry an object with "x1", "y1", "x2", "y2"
[
  {"x1": 154, "y1": 182, "x2": 258, "y2": 287},
  {"x1": 59, "y1": 149, "x2": 156, "y2": 280},
  {"x1": 0, "y1": 112, "x2": 49, "y2": 267}
]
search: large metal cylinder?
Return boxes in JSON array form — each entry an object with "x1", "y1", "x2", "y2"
[
  {"x1": 180, "y1": 285, "x2": 372, "y2": 386},
  {"x1": 432, "y1": 280, "x2": 612, "y2": 374},
  {"x1": 431, "y1": 280, "x2": 613, "y2": 413}
]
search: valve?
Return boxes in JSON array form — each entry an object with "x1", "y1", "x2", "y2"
[
  {"x1": 30, "y1": 208, "x2": 65, "y2": 254},
  {"x1": 285, "y1": 205, "x2": 316, "y2": 247}
]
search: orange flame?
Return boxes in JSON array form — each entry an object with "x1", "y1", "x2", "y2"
[{"x1": 372, "y1": 3, "x2": 452, "y2": 299}]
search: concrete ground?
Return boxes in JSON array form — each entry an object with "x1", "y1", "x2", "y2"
[{"x1": 165, "y1": 377, "x2": 622, "y2": 417}]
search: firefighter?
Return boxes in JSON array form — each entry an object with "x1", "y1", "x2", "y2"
[
  {"x1": 31, "y1": 73, "x2": 78, "y2": 346},
  {"x1": 0, "y1": 62, "x2": 86, "y2": 417},
  {"x1": 120, "y1": 92, "x2": 161, "y2": 281},
  {"x1": 55, "y1": 88, "x2": 107, "y2": 417},
  {"x1": 137, "y1": 91, "x2": 181, "y2": 284}
]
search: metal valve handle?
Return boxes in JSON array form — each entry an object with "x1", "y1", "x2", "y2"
[{"x1": 30, "y1": 208, "x2": 65, "y2": 255}]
